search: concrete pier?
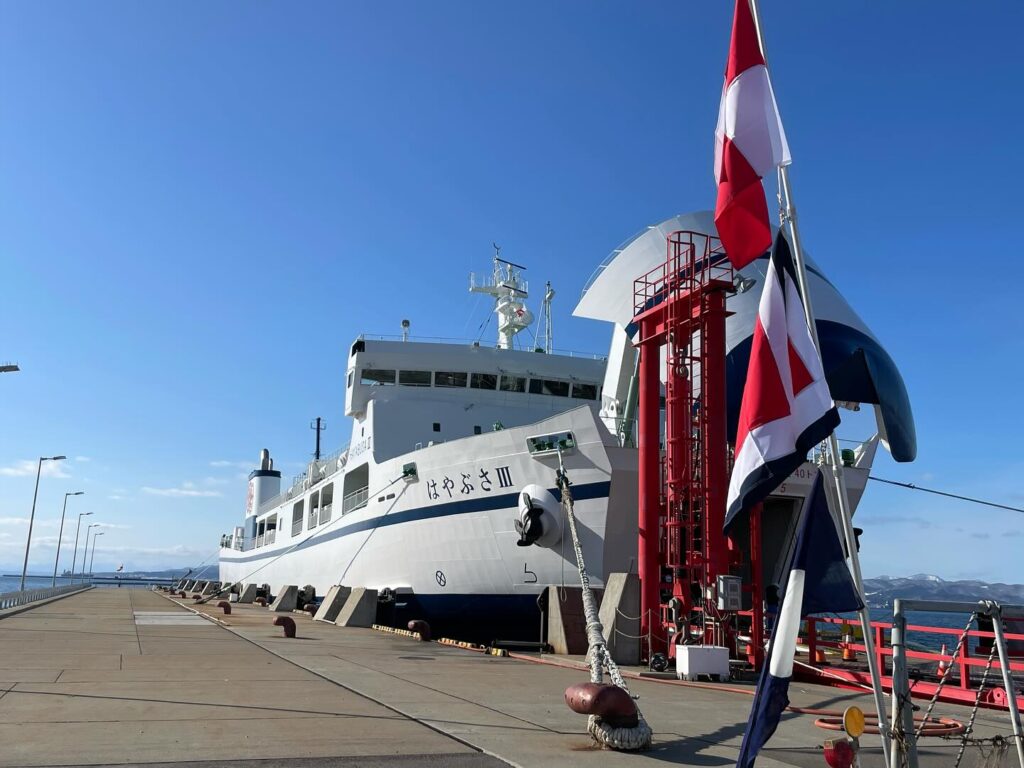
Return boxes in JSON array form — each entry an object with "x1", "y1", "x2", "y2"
[{"x1": 0, "y1": 588, "x2": 1015, "y2": 767}]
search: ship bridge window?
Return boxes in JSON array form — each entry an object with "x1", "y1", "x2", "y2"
[
  {"x1": 291, "y1": 500, "x2": 303, "y2": 537},
  {"x1": 347, "y1": 371, "x2": 353, "y2": 388},
  {"x1": 499, "y1": 375, "x2": 526, "y2": 393},
  {"x1": 434, "y1": 371, "x2": 467, "y2": 388},
  {"x1": 360, "y1": 369, "x2": 396, "y2": 386},
  {"x1": 470, "y1": 373, "x2": 497, "y2": 390},
  {"x1": 320, "y1": 483, "x2": 334, "y2": 524},
  {"x1": 572, "y1": 382, "x2": 599, "y2": 400},
  {"x1": 350, "y1": 340, "x2": 365, "y2": 356},
  {"x1": 399, "y1": 370, "x2": 431, "y2": 387},
  {"x1": 529, "y1": 378, "x2": 570, "y2": 397}
]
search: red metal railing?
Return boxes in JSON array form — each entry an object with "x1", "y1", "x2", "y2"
[{"x1": 800, "y1": 615, "x2": 1024, "y2": 711}]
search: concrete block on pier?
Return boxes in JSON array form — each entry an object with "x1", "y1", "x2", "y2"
[
  {"x1": 546, "y1": 585, "x2": 605, "y2": 655},
  {"x1": 334, "y1": 587, "x2": 377, "y2": 627},
  {"x1": 193, "y1": 581, "x2": 209, "y2": 594},
  {"x1": 270, "y1": 585, "x2": 298, "y2": 613},
  {"x1": 314, "y1": 585, "x2": 352, "y2": 623},
  {"x1": 598, "y1": 573, "x2": 641, "y2": 665},
  {"x1": 237, "y1": 583, "x2": 257, "y2": 604},
  {"x1": 182, "y1": 580, "x2": 195, "y2": 592},
  {"x1": 201, "y1": 581, "x2": 220, "y2": 596}
]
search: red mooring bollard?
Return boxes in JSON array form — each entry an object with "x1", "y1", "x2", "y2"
[
  {"x1": 177, "y1": 591, "x2": 186, "y2": 598},
  {"x1": 407, "y1": 619, "x2": 432, "y2": 641},
  {"x1": 564, "y1": 682, "x2": 639, "y2": 728},
  {"x1": 216, "y1": 601, "x2": 231, "y2": 615},
  {"x1": 192, "y1": 595, "x2": 203, "y2": 602},
  {"x1": 254, "y1": 597, "x2": 267, "y2": 607},
  {"x1": 303, "y1": 603, "x2": 317, "y2": 615},
  {"x1": 273, "y1": 616, "x2": 296, "y2": 638}
]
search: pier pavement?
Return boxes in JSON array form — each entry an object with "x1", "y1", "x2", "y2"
[{"x1": 0, "y1": 588, "x2": 1016, "y2": 767}]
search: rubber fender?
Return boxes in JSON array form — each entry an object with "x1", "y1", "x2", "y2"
[
  {"x1": 273, "y1": 616, "x2": 296, "y2": 638},
  {"x1": 216, "y1": 601, "x2": 231, "y2": 615},
  {"x1": 564, "y1": 682, "x2": 638, "y2": 728},
  {"x1": 254, "y1": 597, "x2": 267, "y2": 607},
  {"x1": 407, "y1": 620, "x2": 431, "y2": 641}
]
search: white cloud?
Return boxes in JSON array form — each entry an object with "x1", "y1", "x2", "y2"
[
  {"x1": 0, "y1": 459, "x2": 70, "y2": 478},
  {"x1": 108, "y1": 495, "x2": 128, "y2": 501},
  {"x1": 202, "y1": 476, "x2": 229, "y2": 486},
  {"x1": 74, "y1": 456, "x2": 91, "y2": 463},
  {"x1": 210, "y1": 460, "x2": 250, "y2": 469},
  {"x1": 141, "y1": 486, "x2": 222, "y2": 498}
]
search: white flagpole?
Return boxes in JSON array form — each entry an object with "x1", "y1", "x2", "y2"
[{"x1": 746, "y1": 1, "x2": 892, "y2": 762}]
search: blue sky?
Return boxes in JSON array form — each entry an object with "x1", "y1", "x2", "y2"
[{"x1": 1, "y1": 2, "x2": 1021, "y2": 581}]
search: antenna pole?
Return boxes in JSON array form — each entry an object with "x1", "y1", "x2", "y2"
[{"x1": 310, "y1": 417, "x2": 326, "y2": 461}]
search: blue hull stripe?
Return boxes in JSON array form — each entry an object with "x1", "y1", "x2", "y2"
[{"x1": 223, "y1": 480, "x2": 611, "y2": 565}]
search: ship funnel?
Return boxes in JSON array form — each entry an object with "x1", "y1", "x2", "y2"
[{"x1": 259, "y1": 449, "x2": 271, "y2": 471}]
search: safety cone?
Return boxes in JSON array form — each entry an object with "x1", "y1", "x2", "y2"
[{"x1": 937, "y1": 643, "x2": 950, "y2": 676}]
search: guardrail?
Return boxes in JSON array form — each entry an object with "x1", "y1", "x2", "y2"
[{"x1": 0, "y1": 583, "x2": 87, "y2": 611}]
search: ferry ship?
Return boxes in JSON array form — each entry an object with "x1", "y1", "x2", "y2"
[{"x1": 218, "y1": 210, "x2": 914, "y2": 638}]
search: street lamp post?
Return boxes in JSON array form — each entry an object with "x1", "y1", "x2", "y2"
[
  {"x1": 20, "y1": 455, "x2": 67, "y2": 591},
  {"x1": 52, "y1": 491, "x2": 84, "y2": 587},
  {"x1": 71, "y1": 512, "x2": 93, "y2": 583},
  {"x1": 82, "y1": 524, "x2": 100, "y2": 583},
  {"x1": 88, "y1": 532, "x2": 105, "y2": 578}
]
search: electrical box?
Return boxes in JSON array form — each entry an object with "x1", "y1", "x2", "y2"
[
  {"x1": 675, "y1": 645, "x2": 730, "y2": 681},
  {"x1": 716, "y1": 575, "x2": 743, "y2": 611}
]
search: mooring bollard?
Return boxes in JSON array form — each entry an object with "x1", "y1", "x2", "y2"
[
  {"x1": 565, "y1": 682, "x2": 639, "y2": 728},
  {"x1": 273, "y1": 616, "x2": 296, "y2": 638},
  {"x1": 408, "y1": 619, "x2": 432, "y2": 641},
  {"x1": 303, "y1": 603, "x2": 317, "y2": 615},
  {"x1": 216, "y1": 601, "x2": 231, "y2": 615},
  {"x1": 254, "y1": 597, "x2": 267, "y2": 607}
]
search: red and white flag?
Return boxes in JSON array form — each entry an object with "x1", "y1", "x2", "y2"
[
  {"x1": 725, "y1": 231, "x2": 839, "y2": 530},
  {"x1": 715, "y1": 0, "x2": 791, "y2": 269}
]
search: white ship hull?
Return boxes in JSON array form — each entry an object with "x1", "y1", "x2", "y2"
[{"x1": 220, "y1": 406, "x2": 638, "y2": 633}]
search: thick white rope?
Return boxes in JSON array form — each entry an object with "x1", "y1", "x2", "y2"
[{"x1": 556, "y1": 454, "x2": 652, "y2": 751}]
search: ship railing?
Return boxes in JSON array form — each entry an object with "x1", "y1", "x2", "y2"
[
  {"x1": 0, "y1": 583, "x2": 87, "y2": 611},
  {"x1": 257, "y1": 450, "x2": 349, "y2": 516},
  {"x1": 341, "y1": 486, "x2": 369, "y2": 514},
  {"x1": 799, "y1": 613, "x2": 1024, "y2": 711},
  {"x1": 356, "y1": 333, "x2": 606, "y2": 360}
]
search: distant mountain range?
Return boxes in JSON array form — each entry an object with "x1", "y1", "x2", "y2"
[{"x1": 863, "y1": 574, "x2": 1024, "y2": 607}]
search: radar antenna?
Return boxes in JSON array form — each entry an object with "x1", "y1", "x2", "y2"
[{"x1": 468, "y1": 245, "x2": 534, "y2": 349}]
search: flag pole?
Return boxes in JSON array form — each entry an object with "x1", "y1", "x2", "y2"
[{"x1": 746, "y1": 1, "x2": 892, "y2": 762}]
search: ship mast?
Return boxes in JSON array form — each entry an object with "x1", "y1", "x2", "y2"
[{"x1": 469, "y1": 244, "x2": 534, "y2": 349}]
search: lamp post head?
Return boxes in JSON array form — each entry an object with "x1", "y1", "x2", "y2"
[
  {"x1": 69, "y1": 491, "x2": 84, "y2": 497},
  {"x1": 46, "y1": 456, "x2": 67, "y2": 462},
  {"x1": 81, "y1": 511, "x2": 93, "y2": 518}
]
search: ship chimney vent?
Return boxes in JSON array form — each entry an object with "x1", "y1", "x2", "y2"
[{"x1": 259, "y1": 449, "x2": 270, "y2": 471}]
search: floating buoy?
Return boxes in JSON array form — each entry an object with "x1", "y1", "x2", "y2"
[
  {"x1": 407, "y1": 619, "x2": 431, "y2": 641},
  {"x1": 564, "y1": 682, "x2": 639, "y2": 728},
  {"x1": 273, "y1": 616, "x2": 296, "y2": 638},
  {"x1": 216, "y1": 601, "x2": 231, "y2": 615}
]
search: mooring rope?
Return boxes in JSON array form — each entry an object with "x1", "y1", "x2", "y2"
[{"x1": 556, "y1": 451, "x2": 652, "y2": 751}]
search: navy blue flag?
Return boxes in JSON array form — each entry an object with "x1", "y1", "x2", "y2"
[{"x1": 735, "y1": 469, "x2": 863, "y2": 768}]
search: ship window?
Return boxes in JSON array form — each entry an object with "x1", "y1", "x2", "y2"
[
  {"x1": 350, "y1": 340, "x2": 365, "y2": 356},
  {"x1": 360, "y1": 368, "x2": 395, "y2": 386},
  {"x1": 399, "y1": 370, "x2": 431, "y2": 386},
  {"x1": 320, "y1": 483, "x2": 334, "y2": 524},
  {"x1": 529, "y1": 378, "x2": 570, "y2": 397},
  {"x1": 572, "y1": 382, "x2": 599, "y2": 400},
  {"x1": 347, "y1": 371, "x2": 353, "y2": 388},
  {"x1": 499, "y1": 375, "x2": 526, "y2": 392},
  {"x1": 434, "y1": 371, "x2": 467, "y2": 388},
  {"x1": 433, "y1": 422, "x2": 441, "y2": 432},
  {"x1": 474, "y1": 425, "x2": 482, "y2": 435},
  {"x1": 470, "y1": 373, "x2": 497, "y2": 390},
  {"x1": 308, "y1": 490, "x2": 320, "y2": 529},
  {"x1": 291, "y1": 500, "x2": 303, "y2": 536}
]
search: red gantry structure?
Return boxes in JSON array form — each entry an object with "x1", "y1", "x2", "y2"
[{"x1": 632, "y1": 231, "x2": 764, "y2": 661}]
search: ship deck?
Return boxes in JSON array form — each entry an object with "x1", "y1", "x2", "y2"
[{"x1": 0, "y1": 588, "x2": 1017, "y2": 768}]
